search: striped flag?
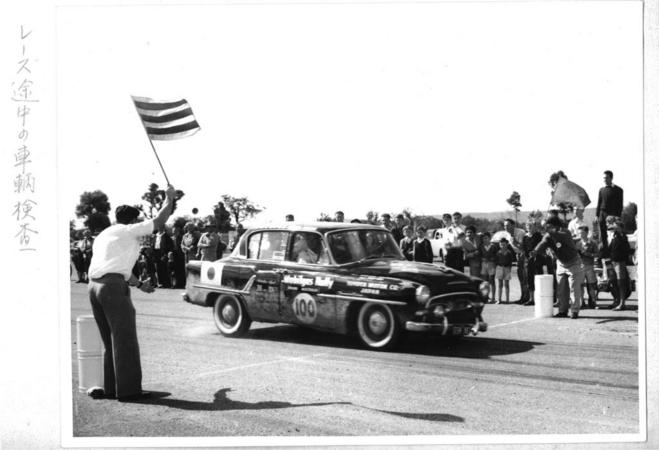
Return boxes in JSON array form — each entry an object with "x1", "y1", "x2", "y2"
[{"x1": 131, "y1": 96, "x2": 201, "y2": 141}]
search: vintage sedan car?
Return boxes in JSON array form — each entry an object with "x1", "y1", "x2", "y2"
[{"x1": 183, "y1": 222, "x2": 489, "y2": 350}]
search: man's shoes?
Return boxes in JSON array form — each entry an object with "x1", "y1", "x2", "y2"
[
  {"x1": 612, "y1": 304, "x2": 626, "y2": 311},
  {"x1": 607, "y1": 302, "x2": 620, "y2": 310},
  {"x1": 569, "y1": 311, "x2": 579, "y2": 319},
  {"x1": 86, "y1": 387, "x2": 116, "y2": 400},
  {"x1": 554, "y1": 312, "x2": 568, "y2": 318},
  {"x1": 118, "y1": 391, "x2": 153, "y2": 402},
  {"x1": 523, "y1": 300, "x2": 534, "y2": 306}
]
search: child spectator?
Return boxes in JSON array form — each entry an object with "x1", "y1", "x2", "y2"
[
  {"x1": 399, "y1": 225, "x2": 415, "y2": 261},
  {"x1": 412, "y1": 225, "x2": 434, "y2": 263},
  {"x1": 576, "y1": 225, "x2": 599, "y2": 308},
  {"x1": 495, "y1": 238, "x2": 515, "y2": 303},
  {"x1": 479, "y1": 232, "x2": 498, "y2": 303},
  {"x1": 605, "y1": 216, "x2": 632, "y2": 310}
]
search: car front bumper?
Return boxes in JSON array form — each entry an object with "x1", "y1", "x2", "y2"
[{"x1": 405, "y1": 318, "x2": 488, "y2": 336}]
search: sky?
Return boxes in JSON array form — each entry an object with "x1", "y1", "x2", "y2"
[{"x1": 57, "y1": 1, "x2": 643, "y2": 225}]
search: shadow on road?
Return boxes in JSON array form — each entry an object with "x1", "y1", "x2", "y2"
[
  {"x1": 129, "y1": 388, "x2": 464, "y2": 422},
  {"x1": 400, "y1": 335, "x2": 543, "y2": 359},
  {"x1": 132, "y1": 388, "x2": 350, "y2": 411},
  {"x1": 594, "y1": 315, "x2": 639, "y2": 324},
  {"x1": 241, "y1": 325, "x2": 541, "y2": 359},
  {"x1": 365, "y1": 408, "x2": 464, "y2": 423}
]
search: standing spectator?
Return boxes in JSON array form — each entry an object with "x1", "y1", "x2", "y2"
[
  {"x1": 77, "y1": 230, "x2": 94, "y2": 283},
  {"x1": 519, "y1": 220, "x2": 544, "y2": 306},
  {"x1": 576, "y1": 225, "x2": 599, "y2": 309},
  {"x1": 568, "y1": 208, "x2": 586, "y2": 240},
  {"x1": 412, "y1": 225, "x2": 434, "y2": 263},
  {"x1": 381, "y1": 213, "x2": 394, "y2": 231},
  {"x1": 479, "y1": 232, "x2": 498, "y2": 302},
  {"x1": 197, "y1": 222, "x2": 220, "y2": 261},
  {"x1": 493, "y1": 219, "x2": 526, "y2": 301},
  {"x1": 334, "y1": 211, "x2": 345, "y2": 223},
  {"x1": 153, "y1": 227, "x2": 174, "y2": 288},
  {"x1": 436, "y1": 213, "x2": 452, "y2": 262},
  {"x1": 443, "y1": 212, "x2": 466, "y2": 271},
  {"x1": 136, "y1": 245, "x2": 157, "y2": 284},
  {"x1": 72, "y1": 239, "x2": 86, "y2": 283},
  {"x1": 216, "y1": 233, "x2": 228, "y2": 260},
  {"x1": 494, "y1": 238, "x2": 515, "y2": 304},
  {"x1": 390, "y1": 214, "x2": 406, "y2": 244},
  {"x1": 604, "y1": 216, "x2": 632, "y2": 310},
  {"x1": 86, "y1": 185, "x2": 176, "y2": 401},
  {"x1": 596, "y1": 170, "x2": 623, "y2": 249},
  {"x1": 531, "y1": 216, "x2": 585, "y2": 319},
  {"x1": 463, "y1": 226, "x2": 481, "y2": 277},
  {"x1": 171, "y1": 226, "x2": 186, "y2": 288},
  {"x1": 399, "y1": 225, "x2": 415, "y2": 261},
  {"x1": 180, "y1": 222, "x2": 199, "y2": 266}
]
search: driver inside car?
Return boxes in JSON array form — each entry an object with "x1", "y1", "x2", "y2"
[{"x1": 293, "y1": 234, "x2": 318, "y2": 264}]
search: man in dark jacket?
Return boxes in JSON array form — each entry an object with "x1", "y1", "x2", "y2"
[
  {"x1": 596, "y1": 170, "x2": 623, "y2": 248},
  {"x1": 531, "y1": 216, "x2": 585, "y2": 319}
]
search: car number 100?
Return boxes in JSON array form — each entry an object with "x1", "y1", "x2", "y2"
[{"x1": 293, "y1": 293, "x2": 317, "y2": 324}]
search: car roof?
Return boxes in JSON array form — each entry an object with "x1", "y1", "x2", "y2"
[{"x1": 245, "y1": 222, "x2": 387, "y2": 233}]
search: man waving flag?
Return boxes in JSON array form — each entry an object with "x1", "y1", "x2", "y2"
[{"x1": 131, "y1": 96, "x2": 200, "y2": 141}]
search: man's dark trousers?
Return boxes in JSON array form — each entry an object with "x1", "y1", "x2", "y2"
[{"x1": 88, "y1": 274, "x2": 142, "y2": 398}]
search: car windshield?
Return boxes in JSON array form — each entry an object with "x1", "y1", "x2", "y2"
[{"x1": 327, "y1": 229, "x2": 405, "y2": 264}]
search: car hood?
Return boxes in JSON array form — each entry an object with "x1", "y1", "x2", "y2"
[{"x1": 342, "y1": 259, "x2": 480, "y2": 293}]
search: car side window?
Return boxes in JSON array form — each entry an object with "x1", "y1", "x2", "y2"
[
  {"x1": 247, "y1": 233, "x2": 261, "y2": 259},
  {"x1": 249, "y1": 231, "x2": 289, "y2": 261},
  {"x1": 288, "y1": 232, "x2": 328, "y2": 265}
]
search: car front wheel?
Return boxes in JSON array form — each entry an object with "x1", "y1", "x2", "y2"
[
  {"x1": 213, "y1": 294, "x2": 251, "y2": 337},
  {"x1": 356, "y1": 302, "x2": 400, "y2": 350}
]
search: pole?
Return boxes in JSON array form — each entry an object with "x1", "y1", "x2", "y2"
[{"x1": 146, "y1": 136, "x2": 171, "y2": 185}]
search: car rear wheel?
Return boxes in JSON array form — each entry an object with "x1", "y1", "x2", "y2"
[
  {"x1": 213, "y1": 294, "x2": 251, "y2": 337},
  {"x1": 356, "y1": 302, "x2": 400, "y2": 350}
]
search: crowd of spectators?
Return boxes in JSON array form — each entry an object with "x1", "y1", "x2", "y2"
[
  {"x1": 72, "y1": 170, "x2": 635, "y2": 317},
  {"x1": 323, "y1": 170, "x2": 636, "y2": 317},
  {"x1": 71, "y1": 219, "x2": 232, "y2": 289}
]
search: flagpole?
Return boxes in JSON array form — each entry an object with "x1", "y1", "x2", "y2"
[{"x1": 146, "y1": 136, "x2": 171, "y2": 186}]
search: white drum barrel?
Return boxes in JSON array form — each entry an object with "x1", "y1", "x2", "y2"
[
  {"x1": 534, "y1": 274, "x2": 554, "y2": 318},
  {"x1": 76, "y1": 315, "x2": 103, "y2": 392}
]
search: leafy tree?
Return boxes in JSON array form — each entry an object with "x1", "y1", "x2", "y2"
[
  {"x1": 172, "y1": 216, "x2": 188, "y2": 230},
  {"x1": 506, "y1": 191, "x2": 522, "y2": 225},
  {"x1": 220, "y1": 194, "x2": 263, "y2": 227},
  {"x1": 213, "y1": 202, "x2": 232, "y2": 232},
  {"x1": 411, "y1": 214, "x2": 443, "y2": 230},
  {"x1": 527, "y1": 209, "x2": 544, "y2": 223},
  {"x1": 462, "y1": 215, "x2": 500, "y2": 233},
  {"x1": 140, "y1": 183, "x2": 185, "y2": 219},
  {"x1": 75, "y1": 190, "x2": 112, "y2": 234}
]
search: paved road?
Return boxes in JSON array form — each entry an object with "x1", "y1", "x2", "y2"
[{"x1": 70, "y1": 280, "x2": 640, "y2": 438}]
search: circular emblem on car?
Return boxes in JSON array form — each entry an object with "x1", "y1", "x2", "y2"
[
  {"x1": 207, "y1": 267, "x2": 215, "y2": 280},
  {"x1": 293, "y1": 293, "x2": 317, "y2": 324},
  {"x1": 556, "y1": 242, "x2": 562, "y2": 248}
]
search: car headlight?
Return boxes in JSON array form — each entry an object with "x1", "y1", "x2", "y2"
[
  {"x1": 479, "y1": 281, "x2": 490, "y2": 298},
  {"x1": 415, "y1": 285, "x2": 431, "y2": 304}
]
